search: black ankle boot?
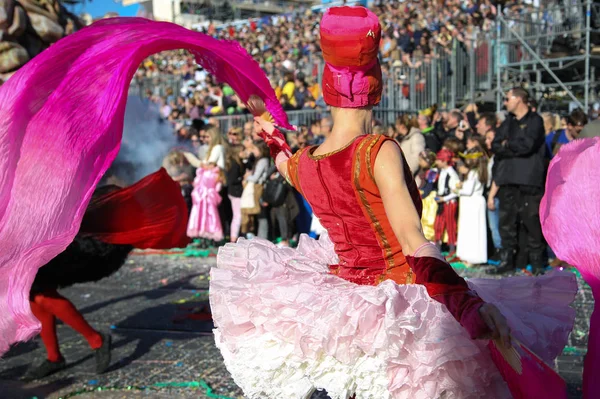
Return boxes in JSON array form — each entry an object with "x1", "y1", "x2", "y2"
[
  {"x1": 529, "y1": 253, "x2": 546, "y2": 276},
  {"x1": 23, "y1": 357, "x2": 66, "y2": 381},
  {"x1": 489, "y1": 248, "x2": 501, "y2": 262},
  {"x1": 487, "y1": 249, "x2": 515, "y2": 274},
  {"x1": 95, "y1": 332, "x2": 112, "y2": 374}
]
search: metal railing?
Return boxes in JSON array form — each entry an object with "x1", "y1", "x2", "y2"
[
  {"x1": 211, "y1": 109, "x2": 427, "y2": 133},
  {"x1": 129, "y1": 74, "x2": 184, "y2": 98},
  {"x1": 130, "y1": 31, "x2": 496, "y2": 115}
]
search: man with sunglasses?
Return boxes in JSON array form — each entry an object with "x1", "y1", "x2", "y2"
[
  {"x1": 489, "y1": 87, "x2": 546, "y2": 275},
  {"x1": 546, "y1": 108, "x2": 588, "y2": 159}
]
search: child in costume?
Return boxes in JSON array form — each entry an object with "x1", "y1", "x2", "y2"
[
  {"x1": 184, "y1": 126, "x2": 229, "y2": 241},
  {"x1": 417, "y1": 150, "x2": 438, "y2": 241},
  {"x1": 209, "y1": 7, "x2": 578, "y2": 399},
  {"x1": 187, "y1": 165, "x2": 224, "y2": 243},
  {"x1": 25, "y1": 169, "x2": 189, "y2": 380},
  {"x1": 433, "y1": 148, "x2": 460, "y2": 256},
  {"x1": 455, "y1": 149, "x2": 489, "y2": 265}
]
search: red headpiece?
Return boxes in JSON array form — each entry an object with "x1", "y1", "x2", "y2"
[
  {"x1": 436, "y1": 148, "x2": 455, "y2": 165},
  {"x1": 320, "y1": 6, "x2": 382, "y2": 108}
]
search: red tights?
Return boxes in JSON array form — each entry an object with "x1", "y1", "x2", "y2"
[{"x1": 30, "y1": 290, "x2": 103, "y2": 362}]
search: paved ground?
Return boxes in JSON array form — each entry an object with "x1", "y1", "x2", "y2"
[{"x1": 0, "y1": 251, "x2": 591, "y2": 399}]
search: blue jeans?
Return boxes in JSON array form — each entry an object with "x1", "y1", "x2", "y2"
[{"x1": 487, "y1": 197, "x2": 502, "y2": 249}]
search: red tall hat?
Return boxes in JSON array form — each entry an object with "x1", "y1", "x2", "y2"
[{"x1": 320, "y1": 6, "x2": 383, "y2": 108}]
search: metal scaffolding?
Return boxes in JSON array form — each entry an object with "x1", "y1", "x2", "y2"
[{"x1": 495, "y1": 0, "x2": 600, "y2": 112}]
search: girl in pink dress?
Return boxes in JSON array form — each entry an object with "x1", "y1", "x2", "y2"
[{"x1": 187, "y1": 166, "x2": 224, "y2": 242}]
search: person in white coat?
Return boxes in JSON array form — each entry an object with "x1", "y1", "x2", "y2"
[
  {"x1": 396, "y1": 115, "x2": 426, "y2": 176},
  {"x1": 455, "y1": 148, "x2": 489, "y2": 265}
]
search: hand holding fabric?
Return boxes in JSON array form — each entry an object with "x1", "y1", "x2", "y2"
[
  {"x1": 253, "y1": 117, "x2": 292, "y2": 167},
  {"x1": 405, "y1": 245, "x2": 496, "y2": 341}
]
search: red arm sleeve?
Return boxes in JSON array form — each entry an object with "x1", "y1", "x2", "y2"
[
  {"x1": 257, "y1": 127, "x2": 292, "y2": 165},
  {"x1": 406, "y1": 255, "x2": 492, "y2": 339}
]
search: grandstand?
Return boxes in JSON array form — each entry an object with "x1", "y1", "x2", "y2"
[
  {"x1": 494, "y1": 0, "x2": 600, "y2": 113},
  {"x1": 121, "y1": 1, "x2": 600, "y2": 120},
  {"x1": 3, "y1": 0, "x2": 599, "y2": 118}
]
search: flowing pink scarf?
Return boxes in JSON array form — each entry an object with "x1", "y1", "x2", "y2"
[
  {"x1": 0, "y1": 17, "x2": 290, "y2": 355},
  {"x1": 541, "y1": 137, "x2": 600, "y2": 398}
]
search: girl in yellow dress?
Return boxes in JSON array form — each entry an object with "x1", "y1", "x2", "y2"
[{"x1": 416, "y1": 150, "x2": 439, "y2": 241}]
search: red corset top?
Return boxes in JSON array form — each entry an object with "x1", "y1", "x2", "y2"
[{"x1": 286, "y1": 134, "x2": 422, "y2": 285}]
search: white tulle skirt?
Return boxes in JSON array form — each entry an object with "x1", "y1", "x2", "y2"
[{"x1": 209, "y1": 234, "x2": 577, "y2": 399}]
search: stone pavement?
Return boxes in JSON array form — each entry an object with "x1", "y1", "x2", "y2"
[{"x1": 0, "y1": 252, "x2": 590, "y2": 399}]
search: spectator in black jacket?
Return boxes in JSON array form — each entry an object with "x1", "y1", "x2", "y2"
[{"x1": 488, "y1": 87, "x2": 547, "y2": 275}]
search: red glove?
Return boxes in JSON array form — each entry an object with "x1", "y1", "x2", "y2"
[
  {"x1": 257, "y1": 127, "x2": 292, "y2": 165},
  {"x1": 406, "y1": 255, "x2": 492, "y2": 339}
]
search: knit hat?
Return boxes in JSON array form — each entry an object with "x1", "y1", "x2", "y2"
[{"x1": 320, "y1": 6, "x2": 382, "y2": 108}]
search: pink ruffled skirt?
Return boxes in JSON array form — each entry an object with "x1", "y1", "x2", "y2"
[{"x1": 209, "y1": 234, "x2": 578, "y2": 399}]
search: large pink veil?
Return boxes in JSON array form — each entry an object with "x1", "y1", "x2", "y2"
[
  {"x1": 540, "y1": 137, "x2": 600, "y2": 398},
  {"x1": 0, "y1": 18, "x2": 290, "y2": 355}
]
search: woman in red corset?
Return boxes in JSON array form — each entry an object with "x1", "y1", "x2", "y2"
[{"x1": 208, "y1": 6, "x2": 578, "y2": 399}]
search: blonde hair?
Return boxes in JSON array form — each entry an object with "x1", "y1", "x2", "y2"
[
  {"x1": 164, "y1": 150, "x2": 185, "y2": 166},
  {"x1": 396, "y1": 114, "x2": 419, "y2": 130},
  {"x1": 205, "y1": 126, "x2": 227, "y2": 162},
  {"x1": 542, "y1": 112, "x2": 559, "y2": 135}
]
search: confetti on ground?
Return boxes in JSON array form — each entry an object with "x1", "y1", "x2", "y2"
[{"x1": 0, "y1": 253, "x2": 588, "y2": 399}]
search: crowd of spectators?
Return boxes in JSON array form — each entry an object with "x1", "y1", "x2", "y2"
[
  {"x1": 159, "y1": 84, "x2": 594, "y2": 273},
  {"x1": 132, "y1": 0, "x2": 583, "y2": 119}
]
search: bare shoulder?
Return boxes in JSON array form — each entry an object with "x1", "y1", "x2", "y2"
[
  {"x1": 375, "y1": 140, "x2": 404, "y2": 167},
  {"x1": 374, "y1": 139, "x2": 406, "y2": 185}
]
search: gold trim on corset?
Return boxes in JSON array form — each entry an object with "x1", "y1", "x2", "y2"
[
  {"x1": 366, "y1": 136, "x2": 415, "y2": 284},
  {"x1": 307, "y1": 135, "x2": 365, "y2": 160},
  {"x1": 366, "y1": 137, "x2": 377, "y2": 183},
  {"x1": 287, "y1": 148, "x2": 307, "y2": 195},
  {"x1": 353, "y1": 136, "x2": 395, "y2": 273},
  {"x1": 406, "y1": 270, "x2": 414, "y2": 284}
]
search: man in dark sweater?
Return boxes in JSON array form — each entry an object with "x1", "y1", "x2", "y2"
[{"x1": 488, "y1": 87, "x2": 547, "y2": 275}]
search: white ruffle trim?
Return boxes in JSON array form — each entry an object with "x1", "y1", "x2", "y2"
[{"x1": 209, "y1": 234, "x2": 576, "y2": 399}]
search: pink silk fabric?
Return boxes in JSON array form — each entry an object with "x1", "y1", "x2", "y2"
[
  {"x1": 0, "y1": 17, "x2": 289, "y2": 355},
  {"x1": 540, "y1": 137, "x2": 600, "y2": 398}
]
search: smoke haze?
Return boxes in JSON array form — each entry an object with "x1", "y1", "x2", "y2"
[{"x1": 108, "y1": 96, "x2": 178, "y2": 185}]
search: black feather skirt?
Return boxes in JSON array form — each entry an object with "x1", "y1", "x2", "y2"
[{"x1": 30, "y1": 235, "x2": 133, "y2": 296}]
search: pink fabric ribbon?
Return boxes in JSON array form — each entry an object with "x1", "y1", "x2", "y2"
[
  {"x1": 0, "y1": 17, "x2": 288, "y2": 355},
  {"x1": 325, "y1": 58, "x2": 378, "y2": 102}
]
